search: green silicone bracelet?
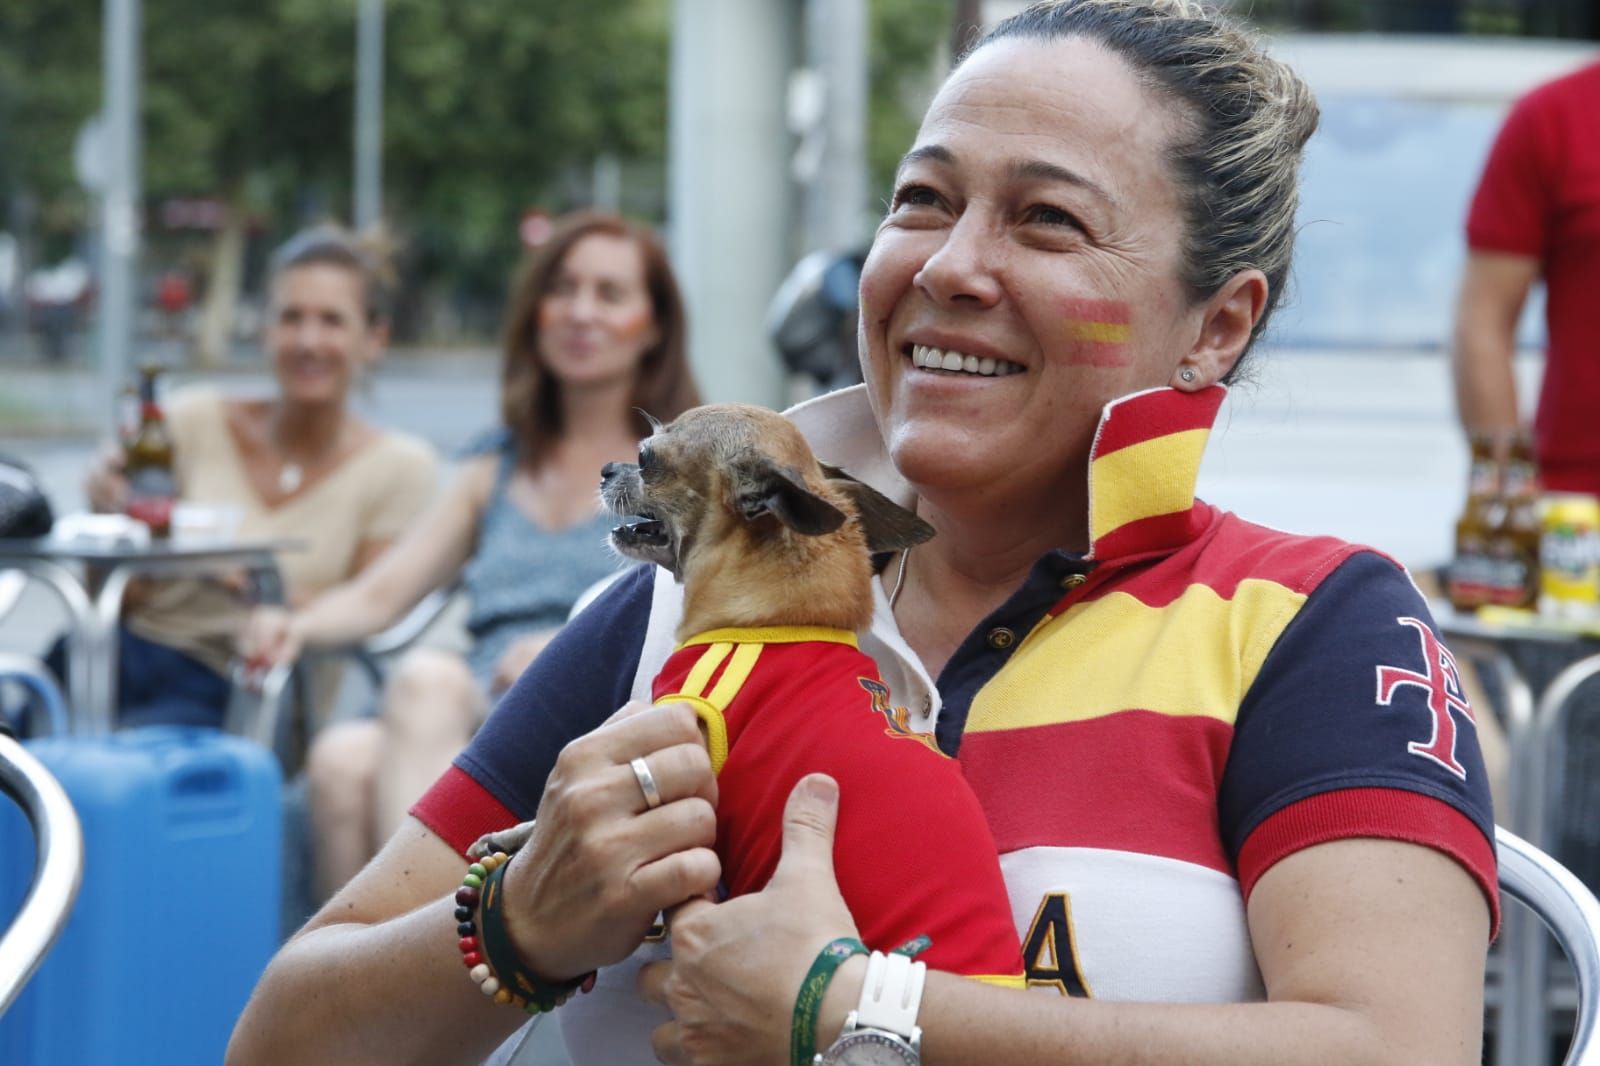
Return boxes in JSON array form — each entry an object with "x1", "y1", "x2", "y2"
[{"x1": 791, "y1": 936, "x2": 868, "y2": 1066}]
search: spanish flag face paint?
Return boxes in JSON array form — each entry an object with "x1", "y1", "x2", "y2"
[{"x1": 1060, "y1": 298, "x2": 1133, "y2": 367}]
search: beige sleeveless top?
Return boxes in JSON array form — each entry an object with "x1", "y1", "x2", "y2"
[{"x1": 126, "y1": 386, "x2": 440, "y2": 675}]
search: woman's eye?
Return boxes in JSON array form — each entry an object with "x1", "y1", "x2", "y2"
[
  {"x1": 1027, "y1": 204, "x2": 1082, "y2": 229},
  {"x1": 891, "y1": 184, "x2": 940, "y2": 210}
]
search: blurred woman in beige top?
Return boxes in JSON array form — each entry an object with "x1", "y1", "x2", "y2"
[{"x1": 79, "y1": 226, "x2": 438, "y2": 730}]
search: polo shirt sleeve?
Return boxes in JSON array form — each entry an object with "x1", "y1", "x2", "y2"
[
  {"x1": 1218, "y1": 551, "x2": 1499, "y2": 934},
  {"x1": 1467, "y1": 88, "x2": 1558, "y2": 259},
  {"x1": 410, "y1": 563, "x2": 654, "y2": 853}
]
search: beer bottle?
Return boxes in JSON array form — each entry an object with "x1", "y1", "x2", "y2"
[
  {"x1": 1448, "y1": 431, "x2": 1500, "y2": 612},
  {"x1": 123, "y1": 364, "x2": 178, "y2": 538},
  {"x1": 1489, "y1": 428, "x2": 1541, "y2": 609}
]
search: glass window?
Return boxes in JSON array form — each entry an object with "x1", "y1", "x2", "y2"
[{"x1": 1269, "y1": 96, "x2": 1546, "y2": 351}]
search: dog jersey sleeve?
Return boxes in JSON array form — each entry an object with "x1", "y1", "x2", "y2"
[
  {"x1": 410, "y1": 564, "x2": 654, "y2": 854},
  {"x1": 665, "y1": 641, "x2": 1024, "y2": 983},
  {"x1": 1217, "y1": 551, "x2": 1499, "y2": 933}
]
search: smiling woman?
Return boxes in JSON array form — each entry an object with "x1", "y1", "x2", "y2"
[
  {"x1": 71, "y1": 225, "x2": 441, "y2": 731},
  {"x1": 228, "y1": 4, "x2": 1496, "y2": 1066}
]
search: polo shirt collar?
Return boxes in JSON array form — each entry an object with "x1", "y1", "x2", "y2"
[{"x1": 784, "y1": 382, "x2": 1227, "y2": 564}]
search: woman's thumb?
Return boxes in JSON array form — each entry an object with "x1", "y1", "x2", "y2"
[{"x1": 773, "y1": 774, "x2": 839, "y2": 883}]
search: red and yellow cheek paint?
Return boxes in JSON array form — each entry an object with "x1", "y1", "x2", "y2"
[{"x1": 1060, "y1": 298, "x2": 1133, "y2": 367}]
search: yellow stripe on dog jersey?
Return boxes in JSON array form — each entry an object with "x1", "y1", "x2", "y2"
[
  {"x1": 705, "y1": 642, "x2": 764, "y2": 710},
  {"x1": 966, "y1": 579, "x2": 1305, "y2": 734},
  {"x1": 680, "y1": 643, "x2": 734, "y2": 699}
]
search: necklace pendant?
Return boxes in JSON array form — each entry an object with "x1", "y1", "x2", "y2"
[{"x1": 279, "y1": 463, "x2": 303, "y2": 494}]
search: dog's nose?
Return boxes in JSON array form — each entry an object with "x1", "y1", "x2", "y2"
[{"x1": 600, "y1": 462, "x2": 621, "y2": 482}]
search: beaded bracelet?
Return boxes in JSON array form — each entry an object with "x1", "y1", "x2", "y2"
[{"x1": 455, "y1": 850, "x2": 596, "y2": 1014}]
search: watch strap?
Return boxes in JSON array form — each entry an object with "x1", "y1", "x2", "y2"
[{"x1": 853, "y1": 950, "x2": 927, "y2": 1039}]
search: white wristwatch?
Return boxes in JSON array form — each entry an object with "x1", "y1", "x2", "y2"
[{"x1": 815, "y1": 950, "x2": 926, "y2": 1065}]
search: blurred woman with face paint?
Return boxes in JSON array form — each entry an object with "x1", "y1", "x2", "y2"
[
  {"x1": 241, "y1": 212, "x2": 700, "y2": 901},
  {"x1": 74, "y1": 225, "x2": 439, "y2": 733}
]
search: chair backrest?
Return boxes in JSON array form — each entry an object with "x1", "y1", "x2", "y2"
[
  {"x1": 0, "y1": 728, "x2": 83, "y2": 1015},
  {"x1": 1498, "y1": 825, "x2": 1600, "y2": 1064}
]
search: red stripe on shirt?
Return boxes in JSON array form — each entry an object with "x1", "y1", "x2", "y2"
[
  {"x1": 1236, "y1": 787, "x2": 1500, "y2": 938},
  {"x1": 1078, "y1": 516, "x2": 1369, "y2": 611},
  {"x1": 959, "y1": 712, "x2": 1237, "y2": 875},
  {"x1": 410, "y1": 765, "x2": 520, "y2": 857},
  {"x1": 1091, "y1": 385, "x2": 1225, "y2": 459}
]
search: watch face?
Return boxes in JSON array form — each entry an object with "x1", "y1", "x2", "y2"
[{"x1": 821, "y1": 1030, "x2": 920, "y2": 1066}]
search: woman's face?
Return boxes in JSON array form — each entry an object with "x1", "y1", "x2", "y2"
[
  {"x1": 859, "y1": 35, "x2": 1208, "y2": 502},
  {"x1": 266, "y1": 263, "x2": 384, "y2": 406},
  {"x1": 537, "y1": 233, "x2": 660, "y2": 390}
]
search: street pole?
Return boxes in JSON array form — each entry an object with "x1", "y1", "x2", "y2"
[
  {"x1": 669, "y1": 0, "x2": 792, "y2": 406},
  {"x1": 102, "y1": 0, "x2": 141, "y2": 422},
  {"x1": 802, "y1": 0, "x2": 868, "y2": 254},
  {"x1": 354, "y1": 0, "x2": 384, "y2": 231}
]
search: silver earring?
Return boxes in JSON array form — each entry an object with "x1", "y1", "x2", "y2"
[{"x1": 1180, "y1": 367, "x2": 1197, "y2": 384}]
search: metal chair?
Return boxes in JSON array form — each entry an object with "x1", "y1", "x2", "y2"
[
  {"x1": 228, "y1": 583, "x2": 465, "y2": 768},
  {"x1": 0, "y1": 718, "x2": 83, "y2": 1015},
  {"x1": 1497, "y1": 825, "x2": 1600, "y2": 1065}
]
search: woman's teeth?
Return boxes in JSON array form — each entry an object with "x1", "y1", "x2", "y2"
[{"x1": 909, "y1": 344, "x2": 1024, "y2": 377}]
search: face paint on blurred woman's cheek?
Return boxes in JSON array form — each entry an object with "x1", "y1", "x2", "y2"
[
  {"x1": 1058, "y1": 297, "x2": 1133, "y2": 367},
  {"x1": 613, "y1": 306, "x2": 656, "y2": 341},
  {"x1": 538, "y1": 302, "x2": 561, "y2": 331}
]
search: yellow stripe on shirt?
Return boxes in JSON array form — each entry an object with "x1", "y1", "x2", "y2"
[{"x1": 966, "y1": 578, "x2": 1307, "y2": 734}]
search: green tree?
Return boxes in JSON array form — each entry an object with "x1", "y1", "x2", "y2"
[{"x1": 0, "y1": 0, "x2": 671, "y2": 356}]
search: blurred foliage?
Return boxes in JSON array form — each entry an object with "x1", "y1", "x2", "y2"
[
  {"x1": 868, "y1": 0, "x2": 949, "y2": 210},
  {"x1": 0, "y1": 0, "x2": 671, "y2": 316}
]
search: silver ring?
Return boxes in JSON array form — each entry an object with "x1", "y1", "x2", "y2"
[{"x1": 630, "y1": 756, "x2": 663, "y2": 810}]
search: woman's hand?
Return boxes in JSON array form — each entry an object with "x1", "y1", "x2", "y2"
[
  {"x1": 641, "y1": 774, "x2": 861, "y2": 1066},
  {"x1": 500, "y1": 700, "x2": 721, "y2": 981},
  {"x1": 492, "y1": 629, "x2": 557, "y2": 692},
  {"x1": 84, "y1": 443, "x2": 128, "y2": 514},
  {"x1": 240, "y1": 605, "x2": 304, "y2": 668}
]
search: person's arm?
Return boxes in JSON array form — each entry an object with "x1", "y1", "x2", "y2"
[
  {"x1": 644, "y1": 777, "x2": 1488, "y2": 1066},
  {"x1": 1452, "y1": 250, "x2": 1539, "y2": 437},
  {"x1": 241, "y1": 457, "x2": 492, "y2": 664},
  {"x1": 228, "y1": 703, "x2": 718, "y2": 1066}
]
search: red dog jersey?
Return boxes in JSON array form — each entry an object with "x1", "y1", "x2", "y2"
[{"x1": 652, "y1": 627, "x2": 1024, "y2": 984}]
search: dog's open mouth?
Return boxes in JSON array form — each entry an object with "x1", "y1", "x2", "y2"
[{"x1": 612, "y1": 514, "x2": 669, "y2": 548}]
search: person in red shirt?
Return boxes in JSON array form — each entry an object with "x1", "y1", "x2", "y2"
[{"x1": 1455, "y1": 60, "x2": 1600, "y2": 492}]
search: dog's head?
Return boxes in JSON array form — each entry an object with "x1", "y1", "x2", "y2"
[{"x1": 600, "y1": 403, "x2": 931, "y2": 581}]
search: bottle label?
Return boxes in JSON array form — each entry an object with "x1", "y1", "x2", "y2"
[{"x1": 126, "y1": 466, "x2": 178, "y2": 532}]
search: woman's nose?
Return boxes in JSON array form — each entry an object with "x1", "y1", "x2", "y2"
[{"x1": 913, "y1": 216, "x2": 1002, "y2": 308}]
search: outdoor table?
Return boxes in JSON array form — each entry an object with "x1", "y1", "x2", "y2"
[
  {"x1": 1432, "y1": 601, "x2": 1600, "y2": 1066},
  {"x1": 0, "y1": 536, "x2": 298, "y2": 737}
]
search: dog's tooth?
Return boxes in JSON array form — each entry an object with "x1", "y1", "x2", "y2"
[
  {"x1": 978, "y1": 357, "x2": 996, "y2": 375},
  {"x1": 940, "y1": 350, "x2": 963, "y2": 372},
  {"x1": 961, "y1": 354, "x2": 980, "y2": 374}
]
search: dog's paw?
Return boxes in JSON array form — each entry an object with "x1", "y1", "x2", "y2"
[{"x1": 467, "y1": 819, "x2": 538, "y2": 859}]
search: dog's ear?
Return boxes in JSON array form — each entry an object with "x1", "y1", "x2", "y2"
[
  {"x1": 821, "y1": 463, "x2": 935, "y2": 553},
  {"x1": 733, "y1": 455, "x2": 847, "y2": 535}
]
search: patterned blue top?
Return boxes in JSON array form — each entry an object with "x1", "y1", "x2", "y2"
[{"x1": 460, "y1": 429, "x2": 626, "y2": 692}]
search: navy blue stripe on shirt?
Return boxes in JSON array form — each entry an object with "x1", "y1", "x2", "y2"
[{"x1": 454, "y1": 563, "x2": 655, "y2": 820}]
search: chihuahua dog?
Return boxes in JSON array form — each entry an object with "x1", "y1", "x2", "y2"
[{"x1": 474, "y1": 403, "x2": 1023, "y2": 981}]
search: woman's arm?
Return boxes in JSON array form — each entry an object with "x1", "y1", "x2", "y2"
[
  {"x1": 645, "y1": 776, "x2": 1490, "y2": 1066},
  {"x1": 242, "y1": 457, "x2": 494, "y2": 663},
  {"x1": 228, "y1": 701, "x2": 721, "y2": 1066}
]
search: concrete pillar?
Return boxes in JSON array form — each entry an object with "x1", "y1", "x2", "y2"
[{"x1": 669, "y1": 0, "x2": 795, "y2": 406}]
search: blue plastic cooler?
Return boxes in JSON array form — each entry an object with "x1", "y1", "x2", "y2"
[{"x1": 0, "y1": 726, "x2": 282, "y2": 1064}]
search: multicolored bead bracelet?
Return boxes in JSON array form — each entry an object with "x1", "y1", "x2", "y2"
[{"x1": 455, "y1": 850, "x2": 596, "y2": 1013}]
